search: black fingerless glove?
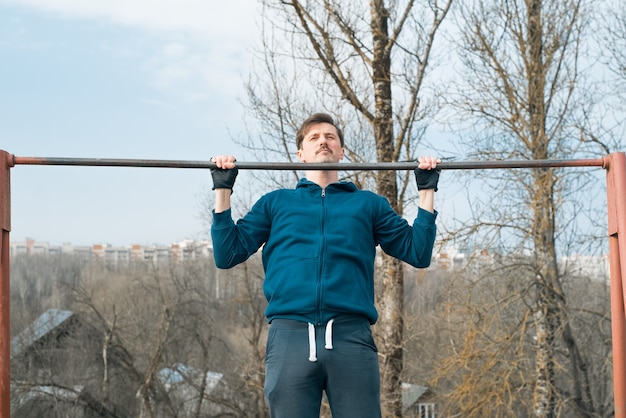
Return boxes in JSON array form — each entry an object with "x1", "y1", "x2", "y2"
[
  {"x1": 414, "y1": 167, "x2": 440, "y2": 191},
  {"x1": 211, "y1": 166, "x2": 239, "y2": 191}
]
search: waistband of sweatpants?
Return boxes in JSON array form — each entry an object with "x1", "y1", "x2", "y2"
[{"x1": 269, "y1": 315, "x2": 370, "y2": 329}]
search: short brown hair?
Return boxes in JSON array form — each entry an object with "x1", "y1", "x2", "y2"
[{"x1": 295, "y1": 113, "x2": 344, "y2": 150}]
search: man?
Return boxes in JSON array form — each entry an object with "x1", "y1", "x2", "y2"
[{"x1": 211, "y1": 113, "x2": 439, "y2": 418}]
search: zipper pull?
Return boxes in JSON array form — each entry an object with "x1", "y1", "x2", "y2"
[{"x1": 321, "y1": 188, "x2": 326, "y2": 197}]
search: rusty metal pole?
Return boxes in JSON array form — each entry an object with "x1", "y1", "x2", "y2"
[
  {"x1": 11, "y1": 156, "x2": 606, "y2": 170},
  {"x1": 607, "y1": 152, "x2": 626, "y2": 417},
  {"x1": 0, "y1": 151, "x2": 11, "y2": 418}
]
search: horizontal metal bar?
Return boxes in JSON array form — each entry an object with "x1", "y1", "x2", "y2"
[{"x1": 9, "y1": 155, "x2": 608, "y2": 170}]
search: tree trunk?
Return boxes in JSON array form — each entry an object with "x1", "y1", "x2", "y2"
[
  {"x1": 527, "y1": 2, "x2": 560, "y2": 416},
  {"x1": 371, "y1": 2, "x2": 403, "y2": 416},
  {"x1": 377, "y1": 255, "x2": 404, "y2": 417}
]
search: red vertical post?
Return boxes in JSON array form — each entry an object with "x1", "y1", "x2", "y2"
[
  {"x1": 607, "y1": 152, "x2": 626, "y2": 417},
  {"x1": 0, "y1": 151, "x2": 11, "y2": 418},
  {"x1": 0, "y1": 151, "x2": 10, "y2": 418}
]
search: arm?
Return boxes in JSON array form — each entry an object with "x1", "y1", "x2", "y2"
[
  {"x1": 374, "y1": 200, "x2": 437, "y2": 268},
  {"x1": 210, "y1": 156, "x2": 273, "y2": 268},
  {"x1": 375, "y1": 155, "x2": 439, "y2": 267},
  {"x1": 211, "y1": 197, "x2": 272, "y2": 268}
]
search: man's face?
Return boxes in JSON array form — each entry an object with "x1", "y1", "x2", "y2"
[{"x1": 296, "y1": 122, "x2": 344, "y2": 164}]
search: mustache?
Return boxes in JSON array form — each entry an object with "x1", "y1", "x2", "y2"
[{"x1": 316, "y1": 146, "x2": 332, "y2": 155}]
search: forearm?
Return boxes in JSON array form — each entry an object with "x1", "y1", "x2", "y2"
[
  {"x1": 414, "y1": 156, "x2": 439, "y2": 213},
  {"x1": 419, "y1": 189, "x2": 435, "y2": 213},
  {"x1": 214, "y1": 189, "x2": 232, "y2": 213}
]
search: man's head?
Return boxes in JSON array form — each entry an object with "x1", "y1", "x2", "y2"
[
  {"x1": 295, "y1": 113, "x2": 345, "y2": 164},
  {"x1": 296, "y1": 113, "x2": 344, "y2": 150}
]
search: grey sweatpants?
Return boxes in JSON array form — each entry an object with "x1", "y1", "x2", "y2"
[{"x1": 264, "y1": 316, "x2": 382, "y2": 418}]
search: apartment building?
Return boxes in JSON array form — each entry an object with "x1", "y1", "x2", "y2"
[{"x1": 10, "y1": 238, "x2": 213, "y2": 268}]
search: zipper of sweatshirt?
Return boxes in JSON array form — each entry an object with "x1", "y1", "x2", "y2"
[{"x1": 316, "y1": 187, "x2": 326, "y2": 325}]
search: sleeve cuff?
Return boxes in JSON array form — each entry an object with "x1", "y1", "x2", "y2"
[
  {"x1": 212, "y1": 208, "x2": 234, "y2": 227},
  {"x1": 416, "y1": 207, "x2": 438, "y2": 224}
]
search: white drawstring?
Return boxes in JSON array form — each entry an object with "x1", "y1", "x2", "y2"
[
  {"x1": 308, "y1": 323, "x2": 317, "y2": 362},
  {"x1": 308, "y1": 319, "x2": 335, "y2": 362},
  {"x1": 325, "y1": 319, "x2": 335, "y2": 349}
]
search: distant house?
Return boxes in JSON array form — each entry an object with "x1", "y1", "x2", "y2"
[
  {"x1": 12, "y1": 309, "x2": 75, "y2": 355},
  {"x1": 10, "y1": 308, "x2": 136, "y2": 418},
  {"x1": 11, "y1": 309, "x2": 102, "y2": 380},
  {"x1": 158, "y1": 363, "x2": 223, "y2": 395},
  {"x1": 402, "y1": 383, "x2": 436, "y2": 418},
  {"x1": 147, "y1": 363, "x2": 229, "y2": 417}
]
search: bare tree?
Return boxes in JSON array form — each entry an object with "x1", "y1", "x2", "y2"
[
  {"x1": 412, "y1": 256, "x2": 613, "y2": 417},
  {"x1": 10, "y1": 254, "x2": 264, "y2": 417},
  {"x1": 10, "y1": 254, "x2": 87, "y2": 329},
  {"x1": 441, "y1": 1, "x2": 614, "y2": 416},
  {"x1": 244, "y1": 1, "x2": 453, "y2": 415}
]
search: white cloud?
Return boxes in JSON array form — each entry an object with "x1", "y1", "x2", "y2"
[
  {"x1": 2, "y1": 0, "x2": 259, "y2": 102},
  {"x1": 140, "y1": 37, "x2": 247, "y2": 103},
  {"x1": 1, "y1": 0, "x2": 258, "y2": 43}
]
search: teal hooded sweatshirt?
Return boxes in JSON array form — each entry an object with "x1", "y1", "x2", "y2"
[{"x1": 211, "y1": 178, "x2": 437, "y2": 325}]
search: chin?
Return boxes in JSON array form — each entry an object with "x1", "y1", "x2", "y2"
[{"x1": 314, "y1": 152, "x2": 335, "y2": 161}]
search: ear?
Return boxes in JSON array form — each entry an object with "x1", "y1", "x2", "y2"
[
  {"x1": 296, "y1": 149, "x2": 305, "y2": 163},
  {"x1": 339, "y1": 148, "x2": 345, "y2": 161}
]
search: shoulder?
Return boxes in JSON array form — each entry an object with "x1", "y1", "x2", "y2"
[
  {"x1": 265, "y1": 187, "x2": 299, "y2": 199},
  {"x1": 352, "y1": 188, "x2": 388, "y2": 204},
  {"x1": 253, "y1": 187, "x2": 298, "y2": 208}
]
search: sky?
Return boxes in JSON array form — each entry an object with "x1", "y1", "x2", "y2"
[
  {"x1": 0, "y1": 0, "x2": 615, "y2": 253},
  {"x1": 0, "y1": 0, "x2": 260, "y2": 246}
]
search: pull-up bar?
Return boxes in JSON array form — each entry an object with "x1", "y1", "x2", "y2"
[
  {"x1": 0, "y1": 151, "x2": 624, "y2": 418},
  {"x1": 9, "y1": 155, "x2": 607, "y2": 170}
]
